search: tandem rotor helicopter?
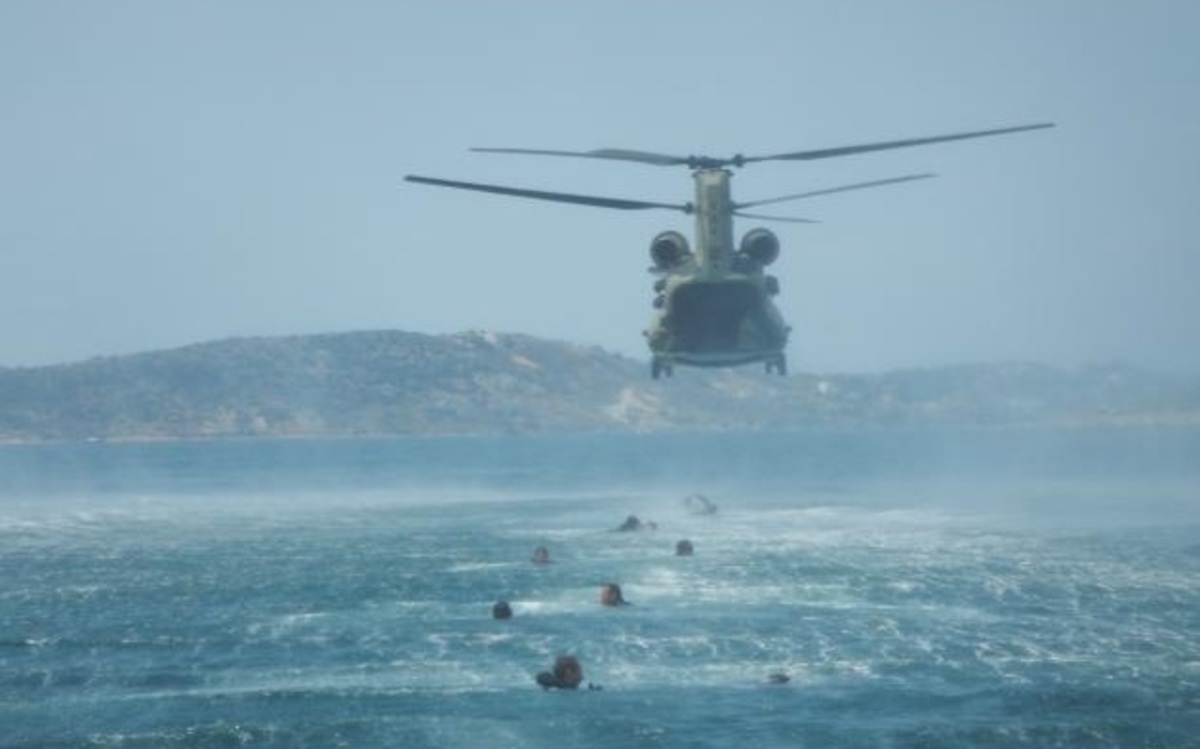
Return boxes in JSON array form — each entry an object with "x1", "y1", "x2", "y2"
[{"x1": 405, "y1": 122, "x2": 1053, "y2": 378}]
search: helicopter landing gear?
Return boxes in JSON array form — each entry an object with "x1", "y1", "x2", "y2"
[
  {"x1": 651, "y1": 357, "x2": 673, "y2": 379},
  {"x1": 765, "y1": 354, "x2": 787, "y2": 376}
]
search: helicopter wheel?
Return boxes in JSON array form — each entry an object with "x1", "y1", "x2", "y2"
[{"x1": 765, "y1": 354, "x2": 787, "y2": 376}]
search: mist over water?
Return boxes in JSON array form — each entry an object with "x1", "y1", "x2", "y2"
[{"x1": 2, "y1": 428, "x2": 1199, "y2": 747}]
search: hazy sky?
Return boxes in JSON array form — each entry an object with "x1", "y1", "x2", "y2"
[{"x1": 3, "y1": 1, "x2": 1198, "y2": 373}]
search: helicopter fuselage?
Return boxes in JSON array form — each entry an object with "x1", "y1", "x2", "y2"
[{"x1": 645, "y1": 168, "x2": 789, "y2": 378}]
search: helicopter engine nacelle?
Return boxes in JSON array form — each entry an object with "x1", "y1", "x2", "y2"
[
  {"x1": 650, "y1": 231, "x2": 691, "y2": 271},
  {"x1": 739, "y1": 228, "x2": 780, "y2": 267}
]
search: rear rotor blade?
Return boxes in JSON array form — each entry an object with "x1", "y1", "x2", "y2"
[
  {"x1": 736, "y1": 173, "x2": 936, "y2": 210},
  {"x1": 470, "y1": 147, "x2": 689, "y2": 167},
  {"x1": 731, "y1": 211, "x2": 820, "y2": 224},
  {"x1": 741, "y1": 122, "x2": 1055, "y2": 164},
  {"x1": 404, "y1": 175, "x2": 689, "y2": 212}
]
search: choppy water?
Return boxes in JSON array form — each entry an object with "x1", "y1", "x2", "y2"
[{"x1": 2, "y1": 429, "x2": 1199, "y2": 747}]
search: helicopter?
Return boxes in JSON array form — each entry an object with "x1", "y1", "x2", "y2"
[{"x1": 405, "y1": 122, "x2": 1053, "y2": 378}]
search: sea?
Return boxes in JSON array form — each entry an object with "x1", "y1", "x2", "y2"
[{"x1": 2, "y1": 427, "x2": 1199, "y2": 748}]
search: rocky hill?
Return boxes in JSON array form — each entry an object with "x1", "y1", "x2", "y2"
[{"x1": 1, "y1": 330, "x2": 1198, "y2": 442}]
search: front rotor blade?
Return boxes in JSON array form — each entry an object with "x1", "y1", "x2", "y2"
[
  {"x1": 742, "y1": 122, "x2": 1054, "y2": 164},
  {"x1": 404, "y1": 175, "x2": 688, "y2": 212},
  {"x1": 470, "y1": 147, "x2": 689, "y2": 167},
  {"x1": 736, "y1": 173, "x2": 936, "y2": 210}
]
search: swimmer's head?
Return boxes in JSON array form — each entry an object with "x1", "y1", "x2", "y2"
[{"x1": 553, "y1": 655, "x2": 584, "y2": 688}]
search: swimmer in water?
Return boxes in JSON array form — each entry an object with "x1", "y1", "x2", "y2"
[
  {"x1": 615, "y1": 514, "x2": 642, "y2": 532},
  {"x1": 675, "y1": 539, "x2": 694, "y2": 556},
  {"x1": 531, "y1": 546, "x2": 551, "y2": 564},
  {"x1": 615, "y1": 514, "x2": 657, "y2": 532},
  {"x1": 600, "y1": 582, "x2": 628, "y2": 606},
  {"x1": 492, "y1": 600, "x2": 513, "y2": 620},
  {"x1": 535, "y1": 655, "x2": 584, "y2": 690},
  {"x1": 684, "y1": 493, "x2": 718, "y2": 515}
]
